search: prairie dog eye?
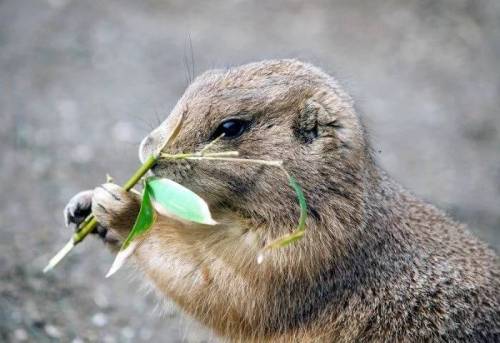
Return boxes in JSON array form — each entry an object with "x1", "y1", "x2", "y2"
[{"x1": 213, "y1": 119, "x2": 249, "y2": 139}]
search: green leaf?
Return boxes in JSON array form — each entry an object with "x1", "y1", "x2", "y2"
[
  {"x1": 107, "y1": 186, "x2": 156, "y2": 277},
  {"x1": 264, "y1": 174, "x2": 308, "y2": 250},
  {"x1": 121, "y1": 184, "x2": 156, "y2": 250},
  {"x1": 106, "y1": 240, "x2": 138, "y2": 278},
  {"x1": 147, "y1": 177, "x2": 217, "y2": 225},
  {"x1": 289, "y1": 175, "x2": 307, "y2": 232}
]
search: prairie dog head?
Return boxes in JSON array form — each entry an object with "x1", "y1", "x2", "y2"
[
  {"x1": 139, "y1": 59, "x2": 368, "y2": 245},
  {"x1": 135, "y1": 60, "x2": 373, "y2": 338}
]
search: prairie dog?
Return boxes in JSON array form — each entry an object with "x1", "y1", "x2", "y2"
[{"x1": 65, "y1": 60, "x2": 500, "y2": 342}]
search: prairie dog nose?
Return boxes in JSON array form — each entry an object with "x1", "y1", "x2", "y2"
[
  {"x1": 139, "y1": 135, "x2": 155, "y2": 163},
  {"x1": 139, "y1": 112, "x2": 184, "y2": 163},
  {"x1": 138, "y1": 125, "x2": 172, "y2": 162}
]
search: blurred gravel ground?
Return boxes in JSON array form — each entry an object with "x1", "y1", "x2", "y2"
[{"x1": 1, "y1": 0, "x2": 499, "y2": 341}]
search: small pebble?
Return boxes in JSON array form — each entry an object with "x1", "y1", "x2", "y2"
[
  {"x1": 93, "y1": 290, "x2": 110, "y2": 309},
  {"x1": 103, "y1": 334, "x2": 116, "y2": 343},
  {"x1": 13, "y1": 328, "x2": 28, "y2": 341},
  {"x1": 32, "y1": 320, "x2": 45, "y2": 329},
  {"x1": 73, "y1": 144, "x2": 94, "y2": 163},
  {"x1": 121, "y1": 326, "x2": 135, "y2": 340},
  {"x1": 56, "y1": 99, "x2": 78, "y2": 119},
  {"x1": 139, "y1": 328, "x2": 153, "y2": 341},
  {"x1": 112, "y1": 121, "x2": 139, "y2": 142},
  {"x1": 91, "y1": 312, "x2": 108, "y2": 327},
  {"x1": 45, "y1": 324, "x2": 62, "y2": 338}
]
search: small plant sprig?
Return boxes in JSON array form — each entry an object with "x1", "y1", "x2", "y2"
[
  {"x1": 44, "y1": 115, "x2": 308, "y2": 275},
  {"x1": 160, "y1": 148, "x2": 307, "y2": 254},
  {"x1": 42, "y1": 154, "x2": 159, "y2": 273},
  {"x1": 43, "y1": 115, "x2": 184, "y2": 273}
]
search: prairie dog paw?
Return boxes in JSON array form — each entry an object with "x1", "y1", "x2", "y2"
[
  {"x1": 64, "y1": 188, "x2": 119, "y2": 246},
  {"x1": 91, "y1": 183, "x2": 141, "y2": 238},
  {"x1": 64, "y1": 190, "x2": 93, "y2": 228}
]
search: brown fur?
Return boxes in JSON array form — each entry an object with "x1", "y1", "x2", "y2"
[{"x1": 67, "y1": 60, "x2": 500, "y2": 342}]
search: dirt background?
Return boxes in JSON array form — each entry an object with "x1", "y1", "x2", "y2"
[{"x1": 1, "y1": 0, "x2": 499, "y2": 342}]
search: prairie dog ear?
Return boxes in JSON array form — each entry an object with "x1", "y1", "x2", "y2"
[{"x1": 293, "y1": 98, "x2": 337, "y2": 143}]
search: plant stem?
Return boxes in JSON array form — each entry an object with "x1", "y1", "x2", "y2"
[
  {"x1": 45, "y1": 113, "x2": 186, "y2": 273},
  {"x1": 183, "y1": 156, "x2": 283, "y2": 167},
  {"x1": 77, "y1": 154, "x2": 158, "y2": 242},
  {"x1": 161, "y1": 151, "x2": 240, "y2": 160},
  {"x1": 199, "y1": 133, "x2": 225, "y2": 154}
]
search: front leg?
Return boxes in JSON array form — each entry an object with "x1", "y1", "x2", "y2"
[
  {"x1": 64, "y1": 183, "x2": 141, "y2": 249},
  {"x1": 92, "y1": 183, "x2": 141, "y2": 235}
]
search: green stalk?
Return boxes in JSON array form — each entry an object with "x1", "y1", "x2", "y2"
[
  {"x1": 43, "y1": 155, "x2": 158, "y2": 273},
  {"x1": 78, "y1": 154, "x2": 157, "y2": 242}
]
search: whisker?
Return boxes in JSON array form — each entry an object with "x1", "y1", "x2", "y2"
[
  {"x1": 128, "y1": 114, "x2": 157, "y2": 132},
  {"x1": 183, "y1": 32, "x2": 196, "y2": 86},
  {"x1": 188, "y1": 32, "x2": 196, "y2": 82},
  {"x1": 122, "y1": 140, "x2": 144, "y2": 146},
  {"x1": 153, "y1": 109, "x2": 163, "y2": 126}
]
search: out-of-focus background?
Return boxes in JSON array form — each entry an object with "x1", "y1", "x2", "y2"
[{"x1": 1, "y1": 0, "x2": 499, "y2": 341}]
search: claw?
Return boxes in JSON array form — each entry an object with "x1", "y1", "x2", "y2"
[
  {"x1": 64, "y1": 190, "x2": 93, "y2": 229},
  {"x1": 64, "y1": 202, "x2": 76, "y2": 228}
]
